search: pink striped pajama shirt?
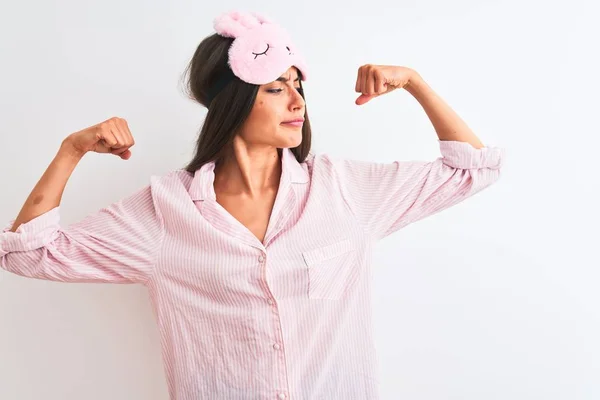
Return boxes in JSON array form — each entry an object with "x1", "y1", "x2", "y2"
[{"x1": 1, "y1": 140, "x2": 504, "y2": 399}]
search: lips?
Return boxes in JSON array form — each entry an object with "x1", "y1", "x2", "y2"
[
  {"x1": 281, "y1": 119, "x2": 304, "y2": 127},
  {"x1": 281, "y1": 118, "x2": 304, "y2": 123}
]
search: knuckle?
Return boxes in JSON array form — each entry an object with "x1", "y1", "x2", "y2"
[{"x1": 97, "y1": 124, "x2": 109, "y2": 135}]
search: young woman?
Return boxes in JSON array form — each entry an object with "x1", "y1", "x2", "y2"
[{"x1": 0, "y1": 10, "x2": 504, "y2": 400}]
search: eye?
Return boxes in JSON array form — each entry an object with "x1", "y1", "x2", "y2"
[
  {"x1": 266, "y1": 87, "x2": 303, "y2": 95},
  {"x1": 252, "y1": 44, "x2": 270, "y2": 59}
]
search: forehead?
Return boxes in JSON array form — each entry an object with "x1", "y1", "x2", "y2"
[{"x1": 278, "y1": 66, "x2": 301, "y2": 80}]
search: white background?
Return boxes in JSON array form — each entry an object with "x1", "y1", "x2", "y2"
[{"x1": 1, "y1": 0, "x2": 598, "y2": 399}]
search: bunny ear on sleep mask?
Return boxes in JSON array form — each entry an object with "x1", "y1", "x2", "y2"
[{"x1": 204, "y1": 10, "x2": 309, "y2": 107}]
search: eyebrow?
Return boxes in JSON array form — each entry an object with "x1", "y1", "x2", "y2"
[{"x1": 276, "y1": 76, "x2": 300, "y2": 82}]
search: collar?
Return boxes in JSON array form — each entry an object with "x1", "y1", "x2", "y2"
[{"x1": 188, "y1": 147, "x2": 310, "y2": 201}]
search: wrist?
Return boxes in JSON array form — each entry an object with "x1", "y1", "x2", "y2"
[
  {"x1": 405, "y1": 72, "x2": 432, "y2": 99},
  {"x1": 59, "y1": 138, "x2": 86, "y2": 162}
]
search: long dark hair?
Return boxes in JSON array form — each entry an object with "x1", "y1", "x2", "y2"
[{"x1": 180, "y1": 33, "x2": 313, "y2": 173}]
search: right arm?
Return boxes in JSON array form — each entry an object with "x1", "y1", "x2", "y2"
[
  {"x1": 8, "y1": 140, "x2": 85, "y2": 234},
  {"x1": 0, "y1": 117, "x2": 164, "y2": 285}
]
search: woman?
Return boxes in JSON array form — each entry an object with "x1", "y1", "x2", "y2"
[{"x1": 0, "y1": 10, "x2": 504, "y2": 400}]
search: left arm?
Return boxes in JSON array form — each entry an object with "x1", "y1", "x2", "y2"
[
  {"x1": 405, "y1": 71, "x2": 485, "y2": 149},
  {"x1": 337, "y1": 65, "x2": 504, "y2": 241},
  {"x1": 355, "y1": 65, "x2": 485, "y2": 148}
]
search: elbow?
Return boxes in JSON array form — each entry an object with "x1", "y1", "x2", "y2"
[
  {"x1": 463, "y1": 166, "x2": 502, "y2": 196},
  {"x1": 1, "y1": 252, "x2": 37, "y2": 279},
  {"x1": 0, "y1": 248, "x2": 57, "y2": 280}
]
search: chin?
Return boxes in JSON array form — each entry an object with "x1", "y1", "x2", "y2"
[
  {"x1": 290, "y1": 136, "x2": 303, "y2": 148},
  {"x1": 276, "y1": 132, "x2": 302, "y2": 148}
]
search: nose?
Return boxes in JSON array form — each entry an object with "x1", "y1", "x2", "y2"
[{"x1": 290, "y1": 87, "x2": 305, "y2": 111}]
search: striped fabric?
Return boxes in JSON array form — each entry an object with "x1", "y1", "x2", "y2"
[{"x1": 1, "y1": 140, "x2": 504, "y2": 399}]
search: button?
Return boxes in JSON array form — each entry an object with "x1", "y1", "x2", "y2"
[
  {"x1": 273, "y1": 343, "x2": 281, "y2": 350},
  {"x1": 258, "y1": 255, "x2": 265, "y2": 262},
  {"x1": 278, "y1": 393, "x2": 287, "y2": 400}
]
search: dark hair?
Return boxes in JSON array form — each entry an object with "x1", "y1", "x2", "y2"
[{"x1": 180, "y1": 33, "x2": 313, "y2": 173}]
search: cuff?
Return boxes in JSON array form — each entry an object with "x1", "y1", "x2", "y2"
[
  {"x1": 439, "y1": 140, "x2": 504, "y2": 170},
  {"x1": 0, "y1": 207, "x2": 61, "y2": 257}
]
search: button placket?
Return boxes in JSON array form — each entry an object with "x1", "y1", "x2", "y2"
[{"x1": 257, "y1": 253, "x2": 288, "y2": 398}]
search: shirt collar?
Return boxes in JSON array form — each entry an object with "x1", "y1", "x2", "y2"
[{"x1": 189, "y1": 147, "x2": 310, "y2": 201}]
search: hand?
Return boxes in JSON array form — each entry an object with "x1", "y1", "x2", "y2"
[
  {"x1": 355, "y1": 65, "x2": 418, "y2": 105},
  {"x1": 63, "y1": 117, "x2": 135, "y2": 160}
]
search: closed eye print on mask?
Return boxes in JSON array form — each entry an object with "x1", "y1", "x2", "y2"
[
  {"x1": 252, "y1": 44, "x2": 294, "y2": 59},
  {"x1": 252, "y1": 44, "x2": 270, "y2": 59}
]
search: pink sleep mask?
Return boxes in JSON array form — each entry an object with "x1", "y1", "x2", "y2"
[
  {"x1": 205, "y1": 11, "x2": 309, "y2": 106},
  {"x1": 213, "y1": 10, "x2": 309, "y2": 84}
]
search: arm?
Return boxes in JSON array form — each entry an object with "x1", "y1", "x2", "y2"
[
  {"x1": 405, "y1": 71, "x2": 485, "y2": 149},
  {"x1": 1, "y1": 184, "x2": 163, "y2": 284},
  {"x1": 0, "y1": 118, "x2": 163, "y2": 284},
  {"x1": 336, "y1": 66, "x2": 504, "y2": 241},
  {"x1": 8, "y1": 140, "x2": 84, "y2": 233}
]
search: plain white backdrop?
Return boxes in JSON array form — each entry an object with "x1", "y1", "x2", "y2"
[{"x1": 1, "y1": 0, "x2": 598, "y2": 399}]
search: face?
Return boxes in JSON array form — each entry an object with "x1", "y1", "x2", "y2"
[{"x1": 237, "y1": 66, "x2": 306, "y2": 149}]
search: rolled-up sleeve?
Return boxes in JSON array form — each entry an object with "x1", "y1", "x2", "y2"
[
  {"x1": 0, "y1": 184, "x2": 164, "y2": 284},
  {"x1": 334, "y1": 140, "x2": 504, "y2": 241}
]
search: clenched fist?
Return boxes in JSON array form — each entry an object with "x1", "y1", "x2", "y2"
[{"x1": 63, "y1": 117, "x2": 135, "y2": 160}]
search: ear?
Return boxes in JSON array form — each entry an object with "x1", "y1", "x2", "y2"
[{"x1": 213, "y1": 10, "x2": 263, "y2": 38}]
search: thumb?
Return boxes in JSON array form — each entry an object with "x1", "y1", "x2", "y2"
[
  {"x1": 355, "y1": 94, "x2": 374, "y2": 105},
  {"x1": 119, "y1": 149, "x2": 132, "y2": 160},
  {"x1": 112, "y1": 148, "x2": 132, "y2": 160}
]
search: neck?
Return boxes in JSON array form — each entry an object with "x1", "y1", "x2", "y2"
[{"x1": 213, "y1": 142, "x2": 282, "y2": 199}]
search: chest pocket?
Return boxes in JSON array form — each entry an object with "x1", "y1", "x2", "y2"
[{"x1": 302, "y1": 238, "x2": 358, "y2": 300}]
